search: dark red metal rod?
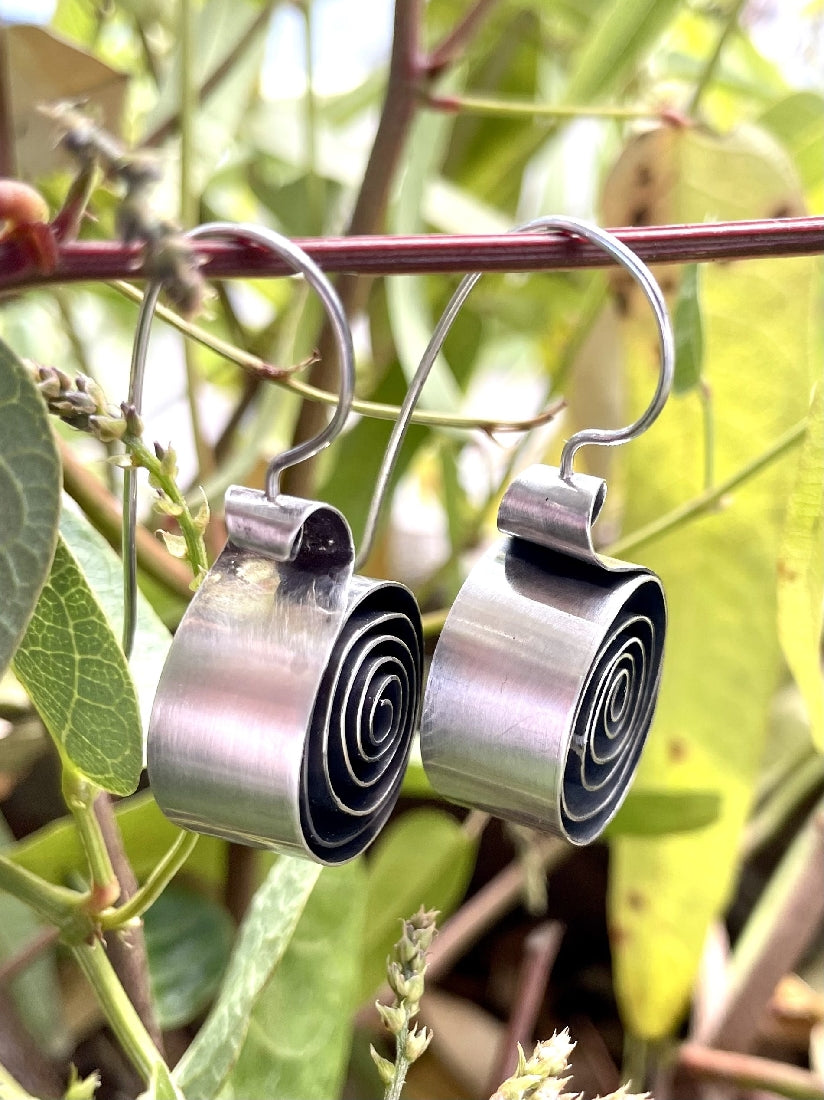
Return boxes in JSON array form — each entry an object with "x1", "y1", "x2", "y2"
[{"x1": 1, "y1": 216, "x2": 822, "y2": 291}]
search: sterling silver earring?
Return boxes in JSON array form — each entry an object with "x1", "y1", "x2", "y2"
[
  {"x1": 127, "y1": 224, "x2": 423, "y2": 864},
  {"x1": 361, "y1": 215, "x2": 673, "y2": 844}
]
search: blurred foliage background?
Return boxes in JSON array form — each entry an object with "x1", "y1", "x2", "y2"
[{"x1": 0, "y1": 1, "x2": 822, "y2": 1098}]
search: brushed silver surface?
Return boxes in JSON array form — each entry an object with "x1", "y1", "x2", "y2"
[
  {"x1": 421, "y1": 467, "x2": 666, "y2": 845},
  {"x1": 148, "y1": 492, "x2": 422, "y2": 864}
]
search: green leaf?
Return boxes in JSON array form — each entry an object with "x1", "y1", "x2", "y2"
[
  {"x1": 0, "y1": 817, "x2": 65, "y2": 1057},
  {"x1": 145, "y1": 884, "x2": 234, "y2": 1030},
  {"x1": 672, "y1": 265, "x2": 704, "y2": 395},
  {"x1": 223, "y1": 860, "x2": 367, "y2": 1100},
  {"x1": 387, "y1": 77, "x2": 463, "y2": 412},
  {"x1": 603, "y1": 789, "x2": 721, "y2": 838},
  {"x1": 759, "y1": 92, "x2": 824, "y2": 210},
  {"x1": 564, "y1": 0, "x2": 682, "y2": 105},
  {"x1": 59, "y1": 504, "x2": 172, "y2": 737},
  {"x1": 0, "y1": 339, "x2": 60, "y2": 680},
  {"x1": 9, "y1": 790, "x2": 226, "y2": 890},
  {"x1": 777, "y1": 381, "x2": 824, "y2": 751},
  {"x1": 400, "y1": 742, "x2": 437, "y2": 799},
  {"x1": 141, "y1": 0, "x2": 272, "y2": 187},
  {"x1": 12, "y1": 534, "x2": 143, "y2": 795},
  {"x1": 360, "y1": 808, "x2": 477, "y2": 1002},
  {"x1": 603, "y1": 123, "x2": 820, "y2": 1039},
  {"x1": 173, "y1": 857, "x2": 321, "y2": 1099}
]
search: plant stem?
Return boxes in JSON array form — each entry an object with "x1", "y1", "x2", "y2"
[
  {"x1": 125, "y1": 433, "x2": 210, "y2": 584},
  {"x1": 426, "y1": 0, "x2": 502, "y2": 71},
  {"x1": 426, "y1": 91, "x2": 661, "y2": 121},
  {"x1": 358, "y1": 838, "x2": 568, "y2": 1025},
  {"x1": 486, "y1": 921, "x2": 564, "y2": 1095},
  {"x1": 698, "y1": 379, "x2": 715, "y2": 490},
  {"x1": 112, "y1": 278, "x2": 565, "y2": 435},
  {"x1": 386, "y1": 1031, "x2": 411, "y2": 1100},
  {"x1": 101, "y1": 831, "x2": 198, "y2": 930},
  {"x1": 302, "y1": 0, "x2": 323, "y2": 235},
  {"x1": 608, "y1": 418, "x2": 807, "y2": 559},
  {"x1": 71, "y1": 939, "x2": 169, "y2": 1086},
  {"x1": 0, "y1": 26, "x2": 16, "y2": 177},
  {"x1": 0, "y1": 856, "x2": 87, "y2": 932},
  {"x1": 177, "y1": 0, "x2": 212, "y2": 483},
  {"x1": 699, "y1": 797, "x2": 824, "y2": 1054},
  {"x1": 678, "y1": 1043, "x2": 824, "y2": 1100},
  {"x1": 285, "y1": 0, "x2": 427, "y2": 496},
  {"x1": 688, "y1": 0, "x2": 749, "y2": 115},
  {"x1": 59, "y1": 438, "x2": 193, "y2": 600},
  {"x1": 2, "y1": 219, "x2": 823, "y2": 293},
  {"x1": 142, "y1": 2, "x2": 276, "y2": 147},
  {"x1": 93, "y1": 794, "x2": 166, "y2": 1057},
  {"x1": 178, "y1": 0, "x2": 195, "y2": 231},
  {"x1": 61, "y1": 769, "x2": 119, "y2": 910}
]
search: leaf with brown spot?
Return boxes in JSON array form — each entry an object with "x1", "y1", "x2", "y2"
[{"x1": 604, "y1": 122, "x2": 821, "y2": 1040}]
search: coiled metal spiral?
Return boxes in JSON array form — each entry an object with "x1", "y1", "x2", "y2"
[
  {"x1": 560, "y1": 577, "x2": 665, "y2": 843},
  {"x1": 300, "y1": 586, "x2": 422, "y2": 862}
]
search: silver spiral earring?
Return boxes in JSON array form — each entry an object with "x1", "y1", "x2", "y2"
[
  {"x1": 361, "y1": 215, "x2": 673, "y2": 844},
  {"x1": 127, "y1": 223, "x2": 422, "y2": 864}
]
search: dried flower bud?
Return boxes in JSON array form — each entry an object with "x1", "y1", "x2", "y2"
[
  {"x1": 375, "y1": 1002, "x2": 405, "y2": 1036},
  {"x1": 403, "y1": 1025, "x2": 432, "y2": 1062},
  {"x1": 386, "y1": 960, "x2": 412, "y2": 1000},
  {"x1": 75, "y1": 373, "x2": 106, "y2": 411},
  {"x1": 120, "y1": 402, "x2": 144, "y2": 437},
  {"x1": 157, "y1": 531, "x2": 187, "y2": 559},
  {"x1": 154, "y1": 495, "x2": 184, "y2": 517},
  {"x1": 369, "y1": 1046, "x2": 395, "y2": 1088},
  {"x1": 88, "y1": 414, "x2": 127, "y2": 442},
  {"x1": 192, "y1": 495, "x2": 210, "y2": 534}
]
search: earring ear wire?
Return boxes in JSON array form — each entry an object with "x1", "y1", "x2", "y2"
[
  {"x1": 357, "y1": 214, "x2": 674, "y2": 568},
  {"x1": 129, "y1": 223, "x2": 422, "y2": 864},
  {"x1": 366, "y1": 214, "x2": 673, "y2": 844}
]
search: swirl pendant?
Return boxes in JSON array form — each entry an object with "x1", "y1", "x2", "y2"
[
  {"x1": 421, "y1": 465, "x2": 665, "y2": 844},
  {"x1": 148, "y1": 487, "x2": 423, "y2": 863}
]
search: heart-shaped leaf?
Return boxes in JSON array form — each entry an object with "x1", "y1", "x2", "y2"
[
  {"x1": 12, "y1": 535, "x2": 143, "y2": 795},
  {"x1": 0, "y1": 339, "x2": 60, "y2": 679}
]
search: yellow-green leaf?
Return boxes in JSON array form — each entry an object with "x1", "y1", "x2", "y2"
[
  {"x1": 59, "y1": 504, "x2": 171, "y2": 738},
  {"x1": 12, "y1": 535, "x2": 143, "y2": 795},
  {"x1": 672, "y1": 264, "x2": 704, "y2": 395},
  {"x1": 174, "y1": 857, "x2": 321, "y2": 1099},
  {"x1": 223, "y1": 861, "x2": 366, "y2": 1100},
  {"x1": 564, "y1": 0, "x2": 682, "y2": 105},
  {"x1": 0, "y1": 339, "x2": 60, "y2": 679},
  {"x1": 777, "y1": 381, "x2": 824, "y2": 751},
  {"x1": 602, "y1": 123, "x2": 820, "y2": 1039},
  {"x1": 360, "y1": 808, "x2": 477, "y2": 1002}
]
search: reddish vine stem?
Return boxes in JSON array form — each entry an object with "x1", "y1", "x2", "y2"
[
  {"x1": 0, "y1": 217, "x2": 821, "y2": 294},
  {"x1": 486, "y1": 920, "x2": 565, "y2": 1094},
  {"x1": 283, "y1": 0, "x2": 426, "y2": 495}
]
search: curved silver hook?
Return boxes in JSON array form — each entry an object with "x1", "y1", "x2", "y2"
[
  {"x1": 356, "y1": 215, "x2": 674, "y2": 569},
  {"x1": 123, "y1": 221, "x2": 355, "y2": 656}
]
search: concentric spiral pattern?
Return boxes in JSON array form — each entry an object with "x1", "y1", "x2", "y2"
[
  {"x1": 301, "y1": 585, "x2": 422, "y2": 863},
  {"x1": 561, "y1": 580, "x2": 665, "y2": 844}
]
